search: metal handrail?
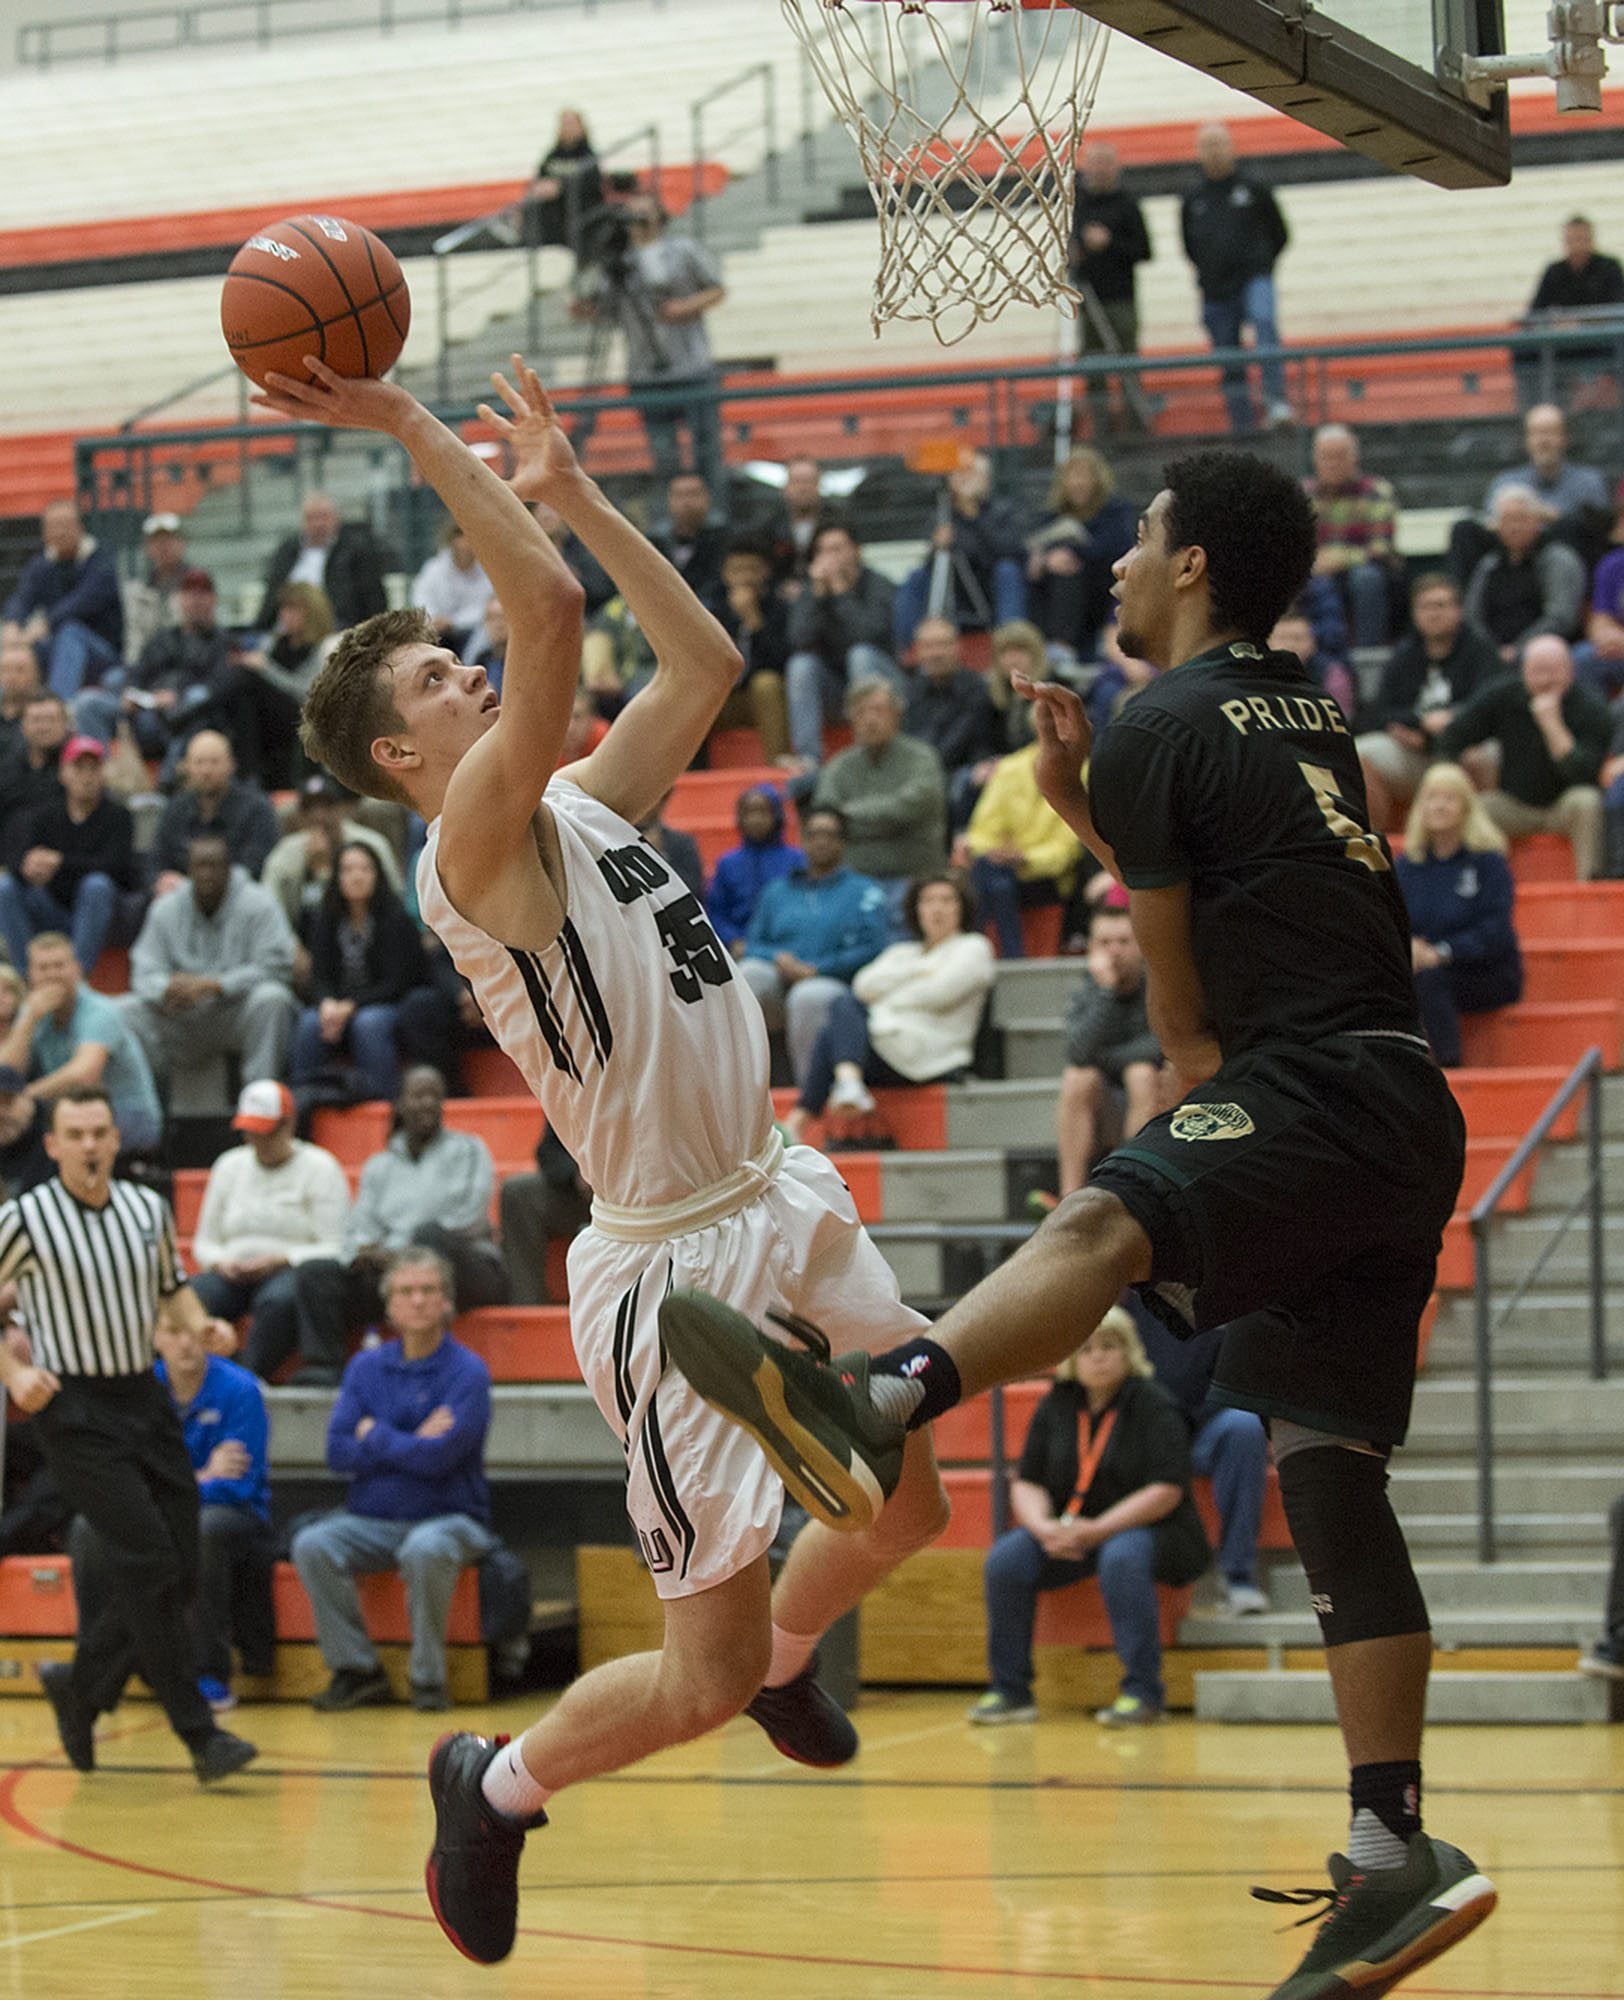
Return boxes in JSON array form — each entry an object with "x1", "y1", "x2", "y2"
[
  {"x1": 690, "y1": 63, "x2": 778, "y2": 235},
  {"x1": 1468, "y1": 1046, "x2": 1608, "y2": 1564}
]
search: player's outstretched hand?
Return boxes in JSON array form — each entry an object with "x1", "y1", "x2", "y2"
[
  {"x1": 1010, "y1": 670, "x2": 1093, "y2": 826},
  {"x1": 478, "y1": 355, "x2": 583, "y2": 506},
  {"x1": 252, "y1": 357, "x2": 418, "y2": 435}
]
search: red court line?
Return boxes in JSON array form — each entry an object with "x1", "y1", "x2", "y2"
[{"x1": 1, "y1": 1766, "x2": 1619, "y2": 1997}]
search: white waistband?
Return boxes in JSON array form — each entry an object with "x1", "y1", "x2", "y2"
[{"x1": 589, "y1": 1128, "x2": 785, "y2": 1243}]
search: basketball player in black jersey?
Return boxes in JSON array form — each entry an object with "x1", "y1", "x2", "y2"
[{"x1": 664, "y1": 453, "x2": 1498, "y2": 1999}]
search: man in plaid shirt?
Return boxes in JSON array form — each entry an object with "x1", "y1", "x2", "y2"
[{"x1": 1304, "y1": 424, "x2": 1400, "y2": 649}]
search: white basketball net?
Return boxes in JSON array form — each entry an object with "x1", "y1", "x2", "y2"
[{"x1": 783, "y1": 0, "x2": 1109, "y2": 344}]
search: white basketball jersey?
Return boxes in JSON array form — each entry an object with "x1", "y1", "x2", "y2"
[{"x1": 417, "y1": 779, "x2": 773, "y2": 1211}]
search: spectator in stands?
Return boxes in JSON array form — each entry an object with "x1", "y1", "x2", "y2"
[
  {"x1": 784, "y1": 521, "x2": 900, "y2": 769},
  {"x1": 261, "y1": 772, "x2": 403, "y2": 932},
  {"x1": 740, "y1": 805, "x2": 890, "y2": 1083},
  {"x1": 1046, "y1": 900, "x2": 1161, "y2": 1202},
  {"x1": 956, "y1": 737, "x2": 1082, "y2": 959},
  {"x1": 93, "y1": 567, "x2": 233, "y2": 763},
  {"x1": 499, "y1": 1125, "x2": 590, "y2": 1307},
  {"x1": 291, "y1": 1247, "x2": 496, "y2": 1712},
  {"x1": 1068, "y1": 140, "x2": 1151, "y2": 436},
  {"x1": 412, "y1": 523, "x2": 493, "y2": 661},
  {"x1": 1452, "y1": 405, "x2": 1615, "y2": 585},
  {"x1": 1303, "y1": 423, "x2": 1400, "y2": 649},
  {"x1": 1393, "y1": 764, "x2": 1523, "y2": 1069},
  {"x1": 0, "y1": 932, "x2": 162, "y2": 1155},
  {"x1": 707, "y1": 785, "x2": 803, "y2": 957},
  {"x1": 903, "y1": 616, "x2": 1004, "y2": 828},
  {"x1": 467, "y1": 595, "x2": 510, "y2": 687},
  {"x1": 813, "y1": 680, "x2": 948, "y2": 909},
  {"x1": 1574, "y1": 478, "x2": 1624, "y2": 695},
  {"x1": 0, "y1": 1060, "x2": 49, "y2": 1196},
  {"x1": 1268, "y1": 609, "x2": 1355, "y2": 721},
  {"x1": 530, "y1": 501, "x2": 616, "y2": 619},
  {"x1": 526, "y1": 107, "x2": 602, "y2": 255},
  {"x1": 124, "y1": 832, "x2": 298, "y2": 1092},
  {"x1": 712, "y1": 537, "x2": 791, "y2": 762},
  {"x1": 653, "y1": 473, "x2": 728, "y2": 614},
  {"x1": 1602, "y1": 708, "x2": 1624, "y2": 879},
  {"x1": 632, "y1": 792, "x2": 705, "y2": 902},
  {"x1": 968, "y1": 1308, "x2": 1209, "y2": 1728},
  {"x1": 290, "y1": 843, "x2": 427, "y2": 1108},
  {"x1": 2, "y1": 500, "x2": 123, "y2": 702},
  {"x1": 1024, "y1": 449, "x2": 1137, "y2": 666},
  {"x1": 895, "y1": 451, "x2": 1027, "y2": 651},
  {"x1": 223, "y1": 582, "x2": 336, "y2": 792},
  {"x1": 255, "y1": 493, "x2": 388, "y2": 633},
  {"x1": 1179, "y1": 123, "x2": 1291, "y2": 434},
  {"x1": 1524, "y1": 216, "x2": 1624, "y2": 407},
  {"x1": 1356, "y1": 573, "x2": 1502, "y2": 830},
  {"x1": 151, "y1": 1312, "x2": 276, "y2": 1706},
  {"x1": 0, "y1": 638, "x2": 42, "y2": 765},
  {"x1": 148, "y1": 730, "x2": 281, "y2": 896},
  {"x1": 394, "y1": 935, "x2": 492, "y2": 1096},
  {"x1": 1463, "y1": 487, "x2": 1587, "y2": 662},
  {"x1": 289, "y1": 1067, "x2": 508, "y2": 1387},
  {"x1": 0, "y1": 694, "x2": 68, "y2": 875},
  {"x1": 189, "y1": 1080, "x2": 352, "y2": 1381},
  {"x1": 122, "y1": 513, "x2": 191, "y2": 662},
  {"x1": 987, "y1": 622, "x2": 1044, "y2": 755},
  {"x1": 0, "y1": 735, "x2": 134, "y2": 978},
  {"x1": 1437, "y1": 635, "x2": 1610, "y2": 880},
  {"x1": 783, "y1": 871, "x2": 992, "y2": 1146},
  {"x1": 570, "y1": 194, "x2": 726, "y2": 491},
  {"x1": 765, "y1": 455, "x2": 827, "y2": 588},
  {"x1": 1577, "y1": 1487, "x2": 1624, "y2": 1683}
]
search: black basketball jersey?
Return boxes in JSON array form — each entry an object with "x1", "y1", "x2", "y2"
[{"x1": 1088, "y1": 640, "x2": 1421, "y2": 1057}]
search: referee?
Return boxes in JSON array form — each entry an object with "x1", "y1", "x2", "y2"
[{"x1": 0, "y1": 1086, "x2": 257, "y2": 1783}]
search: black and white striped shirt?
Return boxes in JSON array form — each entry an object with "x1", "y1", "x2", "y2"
[{"x1": 0, "y1": 1179, "x2": 186, "y2": 1378}]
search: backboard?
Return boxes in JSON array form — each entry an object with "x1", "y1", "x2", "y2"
[{"x1": 1066, "y1": 0, "x2": 1512, "y2": 188}]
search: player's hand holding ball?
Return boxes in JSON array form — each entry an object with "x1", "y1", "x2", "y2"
[
  {"x1": 253, "y1": 356, "x2": 419, "y2": 438},
  {"x1": 477, "y1": 356, "x2": 584, "y2": 508}
]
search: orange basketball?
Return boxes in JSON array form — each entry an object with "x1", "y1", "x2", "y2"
[{"x1": 221, "y1": 214, "x2": 411, "y2": 390}]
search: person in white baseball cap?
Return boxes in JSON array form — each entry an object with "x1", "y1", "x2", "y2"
[{"x1": 123, "y1": 513, "x2": 191, "y2": 661}]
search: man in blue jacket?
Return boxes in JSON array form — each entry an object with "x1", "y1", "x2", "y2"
[
  {"x1": 1, "y1": 501, "x2": 124, "y2": 702},
  {"x1": 706, "y1": 785, "x2": 803, "y2": 957},
  {"x1": 291, "y1": 1247, "x2": 496, "y2": 1713},
  {"x1": 738, "y1": 805, "x2": 890, "y2": 1083}
]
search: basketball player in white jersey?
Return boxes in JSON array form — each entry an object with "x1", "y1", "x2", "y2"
[{"x1": 255, "y1": 355, "x2": 950, "y2": 1964}]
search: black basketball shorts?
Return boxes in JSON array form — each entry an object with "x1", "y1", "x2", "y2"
[{"x1": 1088, "y1": 1033, "x2": 1465, "y2": 1447}]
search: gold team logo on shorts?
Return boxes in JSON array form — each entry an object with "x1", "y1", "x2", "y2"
[{"x1": 1169, "y1": 1103, "x2": 1255, "y2": 1143}]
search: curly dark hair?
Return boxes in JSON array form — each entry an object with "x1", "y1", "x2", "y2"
[
  {"x1": 1161, "y1": 452, "x2": 1318, "y2": 644},
  {"x1": 903, "y1": 869, "x2": 977, "y2": 939}
]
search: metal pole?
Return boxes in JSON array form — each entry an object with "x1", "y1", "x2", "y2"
[
  {"x1": 1473, "y1": 1224, "x2": 1495, "y2": 1564},
  {"x1": 526, "y1": 238, "x2": 540, "y2": 359},
  {"x1": 436, "y1": 255, "x2": 451, "y2": 404},
  {"x1": 1588, "y1": 1059, "x2": 1608, "y2": 1381},
  {"x1": 691, "y1": 102, "x2": 705, "y2": 238},
  {"x1": 763, "y1": 64, "x2": 779, "y2": 206},
  {"x1": 988, "y1": 1384, "x2": 1009, "y2": 1538}
]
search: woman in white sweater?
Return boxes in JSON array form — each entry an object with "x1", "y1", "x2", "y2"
[{"x1": 784, "y1": 873, "x2": 994, "y2": 1145}]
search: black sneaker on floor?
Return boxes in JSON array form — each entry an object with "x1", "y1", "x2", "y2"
[
  {"x1": 658, "y1": 1292, "x2": 905, "y2": 1532},
  {"x1": 312, "y1": 1665, "x2": 393, "y2": 1712},
  {"x1": 745, "y1": 1653, "x2": 858, "y2": 1767},
  {"x1": 193, "y1": 1730, "x2": 259, "y2": 1786},
  {"x1": 425, "y1": 1731, "x2": 546, "y2": 1965},
  {"x1": 38, "y1": 1662, "x2": 94, "y2": 1772},
  {"x1": 1254, "y1": 1833, "x2": 1497, "y2": 1999},
  {"x1": 412, "y1": 1682, "x2": 450, "y2": 1713}
]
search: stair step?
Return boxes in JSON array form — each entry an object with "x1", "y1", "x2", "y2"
[
  {"x1": 1179, "y1": 1608, "x2": 1597, "y2": 1648},
  {"x1": 1194, "y1": 1669, "x2": 1610, "y2": 1724},
  {"x1": 1390, "y1": 1512, "x2": 1612, "y2": 1551}
]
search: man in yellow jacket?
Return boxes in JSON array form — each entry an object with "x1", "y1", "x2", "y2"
[{"x1": 955, "y1": 741, "x2": 1083, "y2": 957}]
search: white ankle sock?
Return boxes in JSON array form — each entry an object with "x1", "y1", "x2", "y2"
[
  {"x1": 481, "y1": 1737, "x2": 551, "y2": 1820},
  {"x1": 764, "y1": 1624, "x2": 819, "y2": 1689}
]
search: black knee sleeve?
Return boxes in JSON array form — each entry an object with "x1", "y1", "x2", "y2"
[{"x1": 1276, "y1": 1442, "x2": 1430, "y2": 1648}]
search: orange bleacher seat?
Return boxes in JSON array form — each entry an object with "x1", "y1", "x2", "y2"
[
  {"x1": 313, "y1": 1096, "x2": 545, "y2": 1170},
  {"x1": 1448, "y1": 1067, "x2": 1578, "y2": 1141},
  {"x1": 1417, "y1": 1293, "x2": 1440, "y2": 1368},
  {"x1": 457, "y1": 1305, "x2": 579, "y2": 1382},
  {"x1": 769, "y1": 1084, "x2": 947, "y2": 1151},
  {"x1": 0, "y1": 1556, "x2": 76, "y2": 1635},
  {"x1": 1459, "y1": 1000, "x2": 1622, "y2": 1072},
  {"x1": 89, "y1": 946, "x2": 129, "y2": 996},
  {"x1": 1513, "y1": 881, "x2": 1624, "y2": 941},
  {"x1": 1034, "y1": 1577, "x2": 1195, "y2": 1649},
  {"x1": 462, "y1": 1046, "x2": 527, "y2": 1099},
  {"x1": 1193, "y1": 1468, "x2": 1292, "y2": 1553},
  {"x1": 272, "y1": 1562, "x2": 482, "y2": 1645},
  {"x1": 1509, "y1": 834, "x2": 1577, "y2": 885},
  {"x1": 1458, "y1": 1138, "x2": 1536, "y2": 1213},
  {"x1": 1437, "y1": 1216, "x2": 1475, "y2": 1292},
  {"x1": 1520, "y1": 940, "x2": 1624, "y2": 1007}
]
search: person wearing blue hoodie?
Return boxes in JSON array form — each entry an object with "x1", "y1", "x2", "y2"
[
  {"x1": 1393, "y1": 762, "x2": 1523, "y2": 1068},
  {"x1": 740, "y1": 804, "x2": 890, "y2": 1081},
  {"x1": 291, "y1": 1247, "x2": 496, "y2": 1714},
  {"x1": 706, "y1": 785, "x2": 804, "y2": 955}
]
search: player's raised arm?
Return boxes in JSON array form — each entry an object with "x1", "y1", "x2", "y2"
[
  {"x1": 497, "y1": 417, "x2": 742, "y2": 827},
  {"x1": 255, "y1": 360, "x2": 584, "y2": 871}
]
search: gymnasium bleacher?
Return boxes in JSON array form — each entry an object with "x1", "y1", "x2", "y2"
[{"x1": 1, "y1": 0, "x2": 1622, "y2": 1728}]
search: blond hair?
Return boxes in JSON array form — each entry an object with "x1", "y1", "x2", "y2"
[
  {"x1": 1048, "y1": 446, "x2": 1115, "y2": 518},
  {"x1": 1055, "y1": 1305, "x2": 1155, "y2": 1382},
  {"x1": 300, "y1": 607, "x2": 434, "y2": 807},
  {"x1": 1401, "y1": 761, "x2": 1507, "y2": 862}
]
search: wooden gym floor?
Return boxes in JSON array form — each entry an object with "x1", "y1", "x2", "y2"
[{"x1": 0, "y1": 1691, "x2": 1620, "y2": 1999}]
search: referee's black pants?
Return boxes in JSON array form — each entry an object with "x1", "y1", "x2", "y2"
[{"x1": 34, "y1": 1373, "x2": 214, "y2": 1748}]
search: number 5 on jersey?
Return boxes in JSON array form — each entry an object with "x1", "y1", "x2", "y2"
[{"x1": 1298, "y1": 761, "x2": 1390, "y2": 874}]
